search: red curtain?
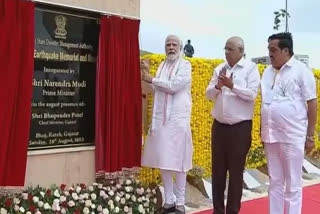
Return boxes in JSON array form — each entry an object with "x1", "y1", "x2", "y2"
[
  {"x1": 0, "y1": 0, "x2": 34, "y2": 186},
  {"x1": 95, "y1": 16, "x2": 142, "y2": 174}
]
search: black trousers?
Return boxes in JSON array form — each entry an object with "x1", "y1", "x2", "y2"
[{"x1": 211, "y1": 120, "x2": 252, "y2": 214}]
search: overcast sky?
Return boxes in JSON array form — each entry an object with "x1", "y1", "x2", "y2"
[{"x1": 139, "y1": 0, "x2": 320, "y2": 68}]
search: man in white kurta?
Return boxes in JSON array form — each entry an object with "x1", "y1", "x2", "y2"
[
  {"x1": 261, "y1": 32, "x2": 317, "y2": 214},
  {"x1": 141, "y1": 35, "x2": 192, "y2": 214}
]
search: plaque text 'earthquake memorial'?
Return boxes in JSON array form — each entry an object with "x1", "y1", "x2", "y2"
[{"x1": 29, "y1": 7, "x2": 99, "y2": 149}]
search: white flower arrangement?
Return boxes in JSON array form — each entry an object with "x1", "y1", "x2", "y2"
[{"x1": 0, "y1": 177, "x2": 158, "y2": 214}]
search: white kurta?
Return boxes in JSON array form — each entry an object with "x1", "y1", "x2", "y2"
[{"x1": 141, "y1": 57, "x2": 193, "y2": 172}]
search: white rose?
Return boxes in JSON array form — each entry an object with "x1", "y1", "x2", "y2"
[
  {"x1": 125, "y1": 194, "x2": 130, "y2": 200},
  {"x1": 99, "y1": 190, "x2": 106, "y2": 197},
  {"x1": 88, "y1": 186, "x2": 94, "y2": 192},
  {"x1": 124, "y1": 206, "x2": 129, "y2": 213},
  {"x1": 91, "y1": 204, "x2": 96, "y2": 209},
  {"x1": 108, "y1": 190, "x2": 114, "y2": 196},
  {"x1": 102, "y1": 208, "x2": 109, "y2": 214},
  {"x1": 97, "y1": 205, "x2": 103, "y2": 212},
  {"x1": 152, "y1": 189, "x2": 156, "y2": 194},
  {"x1": 146, "y1": 188, "x2": 151, "y2": 193},
  {"x1": 22, "y1": 193, "x2": 28, "y2": 200},
  {"x1": 79, "y1": 195, "x2": 85, "y2": 200},
  {"x1": 44, "y1": 203, "x2": 51, "y2": 210},
  {"x1": 19, "y1": 206, "x2": 25, "y2": 213},
  {"x1": 60, "y1": 196, "x2": 67, "y2": 202},
  {"x1": 85, "y1": 200, "x2": 92, "y2": 207},
  {"x1": 14, "y1": 205, "x2": 19, "y2": 211},
  {"x1": 98, "y1": 183, "x2": 103, "y2": 189},
  {"x1": 76, "y1": 186, "x2": 82, "y2": 193},
  {"x1": 125, "y1": 180, "x2": 132, "y2": 185},
  {"x1": 35, "y1": 211, "x2": 42, "y2": 214},
  {"x1": 125, "y1": 186, "x2": 132, "y2": 193},
  {"x1": 138, "y1": 205, "x2": 144, "y2": 213},
  {"x1": 32, "y1": 196, "x2": 39, "y2": 203},
  {"x1": 13, "y1": 198, "x2": 20, "y2": 205},
  {"x1": 91, "y1": 193, "x2": 97, "y2": 200},
  {"x1": 114, "y1": 207, "x2": 120, "y2": 213},
  {"x1": 0, "y1": 208, "x2": 8, "y2": 214},
  {"x1": 61, "y1": 208, "x2": 66, "y2": 214},
  {"x1": 72, "y1": 193, "x2": 79, "y2": 200},
  {"x1": 54, "y1": 189, "x2": 60, "y2": 197},
  {"x1": 115, "y1": 196, "x2": 120, "y2": 202},
  {"x1": 120, "y1": 198, "x2": 126, "y2": 204},
  {"x1": 137, "y1": 197, "x2": 142, "y2": 203},
  {"x1": 83, "y1": 207, "x2": 90, "y2": 214},
  {"x1": 68, "y1": 200, "x2": 75, "y2": 207},
  {"x1": 116, "y1": 184, "x2": 121, "y2": 189},
  {"x1": 107, "y1": 200, "x2": 113, "y2": 206},
  {"x1": 84, "y1": 193, "x2": 89, "y2": 199},
  {"x1": 144, "y1": 202, "x2": 149, "y2": 207},
  {"x1": 64, "y1": 191, "x2": 70, "y2": 196},
  {"x1": 69, "y1": 187, "x2": 75, "y2": 191},
  {"x1": 26, "y1": 211, "x2": 31, "y2": 214},
  {"x1": 131, "y1": 195, "x2": 136, "y2": 202},
  {"x1": 40, "y1": 191, "x2": 45, "y2": 197},
  {"x1": 153, "y1": 198, "x2": 157, "y2": 204},
  {"x1": 93, "y1": 182, "x2": 98, "y2": 186},
  {"x1": 52, "y1": 203, "x2": 61, "y2": 212},
  {"x1": 38, "y1": 201, "x2": 44, "y2": 208}
]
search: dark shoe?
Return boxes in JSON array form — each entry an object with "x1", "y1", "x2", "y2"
[
  {"x1": 175, "y1": 205, "x2": 185, "y2": 214},
  {"x1": 157, "y1": 203, "x2": 176, "y2": 213}
]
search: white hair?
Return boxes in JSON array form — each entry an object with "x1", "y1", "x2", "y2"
[
  {"x1": 165, "y1": 34, "x2": 183, "y2": 52},
  {"x1": 227, "y1": 36, "x2": 244, "y2": 52}
]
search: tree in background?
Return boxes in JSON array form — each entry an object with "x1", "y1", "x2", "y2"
[{"x1": 273, "y1": 0, "x2": 290, "y2": 32}]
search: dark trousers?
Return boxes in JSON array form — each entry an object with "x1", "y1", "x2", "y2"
[{"x1": 211, "y1": 120, "x2": 252, "y2": 214}]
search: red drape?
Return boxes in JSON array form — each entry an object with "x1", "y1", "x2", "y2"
[
  {"x1": 0, "y1": 0, "x2": 34, "y2": 186},
  {"x1": 95, "y1": 16, "x2": 142, "y2": 174}
]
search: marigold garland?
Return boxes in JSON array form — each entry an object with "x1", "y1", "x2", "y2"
[{"x1": 139, "y1": 55, "x2": 320, "y2": 183}]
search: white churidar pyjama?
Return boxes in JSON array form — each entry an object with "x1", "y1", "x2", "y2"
[
  {"x1": 160, "y1": 169, "x2": 187, "y2": 206},
  {"x1": 264, "y1": 142, "x2": 304, "y2": 214}
]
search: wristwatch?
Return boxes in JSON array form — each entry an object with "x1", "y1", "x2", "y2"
[{"x1": 306, "y1": 135, "x2": 315, "y2": 142}]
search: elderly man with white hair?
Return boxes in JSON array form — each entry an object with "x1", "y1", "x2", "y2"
[
  {"x1": 141, "y1": 34, "x2": 193, "y2": 214},
  {"x1": 206, "y1": 36, "x2": 260, "y2": 214}
]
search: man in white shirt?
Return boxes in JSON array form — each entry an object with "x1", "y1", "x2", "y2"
[
  {"x1": 261, "y1": 32, "x2": 317, "y2": 214},
  {"x1": 206, "y1": 36, "x2": 260, "y2": 214},
  {"x1": 141, "y1": 34, "x2": 193, "y2": 214}
]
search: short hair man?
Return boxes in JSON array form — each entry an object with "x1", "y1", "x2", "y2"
[
  {"x1": 183, "y1": 39, "x2": 194, "y2": 58},
  {"x1": 206, "y1": 36, "x2": 260, "y2": 214},
  {"x1": 261, "y1": 32, "x2": 317, "y2": 214},
  {"x1": 141, "y1": 34, "x2": 193, "y2": 214}
]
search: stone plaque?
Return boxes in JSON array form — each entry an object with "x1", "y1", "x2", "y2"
[{"x1": 29, "y1": 5, "x2": 99, "y2": 149}]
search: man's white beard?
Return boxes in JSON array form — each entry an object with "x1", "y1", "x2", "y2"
[{"x1": 167, "y1": 53, "x2": 179, "y2": 62}]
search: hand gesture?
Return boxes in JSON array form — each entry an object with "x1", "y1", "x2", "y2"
[{"x1": 218, "y1": 70, "x2": 234, "y2": 89}]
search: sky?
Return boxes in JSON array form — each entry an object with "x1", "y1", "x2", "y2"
[{"x1": 139, "y1": 0, "x2": 320, "y2": 68}]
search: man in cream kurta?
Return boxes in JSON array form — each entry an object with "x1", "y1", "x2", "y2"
[
  {"x1": 141, "y1": 35, "x2": 192, "y2": 214},
  {"x1": 261, "y1": 32, "x2": 317, "y2": 214}
]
